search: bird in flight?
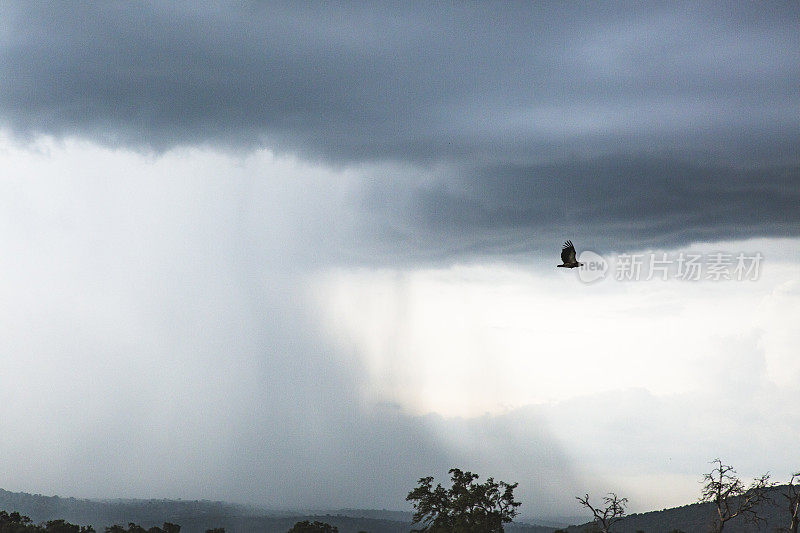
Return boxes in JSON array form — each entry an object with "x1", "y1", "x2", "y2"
[{"x1": 558, "y1": 240, "x2": 584, "y2": 268}]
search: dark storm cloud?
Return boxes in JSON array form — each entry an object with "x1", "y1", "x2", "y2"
[
  {"x1": 1, "y1": 1, "x2": 798, "y2": 254},
  {"x1": 359, "y1": 158, "x2": 800, "y2": 260}
]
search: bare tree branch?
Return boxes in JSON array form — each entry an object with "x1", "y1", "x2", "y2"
[
  {"x1": 699, "y1": 458, "x2": 773, "y2": 533},
  {"x1": 576, "y1": 493, "x2": 628, "y2": 533},
  {"x1": 784, "y1": 472, "x2": 800, "y2": 533}
]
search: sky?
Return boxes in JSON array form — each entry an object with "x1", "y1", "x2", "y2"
[{"x1": 0, "y1": 1, "x2": 798, "y2": 521}]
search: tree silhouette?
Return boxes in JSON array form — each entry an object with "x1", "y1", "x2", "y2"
[
  {"x1": 575, "y1": 493, "x2": 627, "y2": 533},
  {"x1": 0, "y1": 511, "x2": 35, "y2": 533},
  {"x1": 785, "y1": 472, "x2": 800, "y2": 533},
  {"x1": 699, "y1": 458, "x2": 772, "y2": 533},
  {"x1": 406, "y1": 468, "x2": 521, "y2": 532},
  {"x1": 286, "y1": 521, "x2": 338, "y2": 533},
  {"x1": 103, "y1": 523, "x2": 179, "y2": 533},
  {"x1": 44, "y1": 521, "x2": 82, "y2": 533},
  {"x1": 0, "y1": 513, "x2": 94, "y2": 533}
]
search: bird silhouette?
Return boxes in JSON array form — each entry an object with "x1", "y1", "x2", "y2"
[{"x1": 557, "y1": 240, "x2": 584, "y2": 268}]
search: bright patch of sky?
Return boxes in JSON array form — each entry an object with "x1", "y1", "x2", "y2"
[{"x1": 316, "y1": 252, "x2": 800, "y2": 417}]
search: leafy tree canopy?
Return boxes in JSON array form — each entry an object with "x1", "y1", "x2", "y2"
[
  {"x1": 406, "y1": 468, "x2": 521, "y2": 533},
  {"x1": 0, "y1": 512, "x2": 94, "y2": 533},
  {"x1": 286, "y1": 521, "x2": 338, "y2": 533},
  {"x1": 104, "y1": 523, "x2": 179, "y2": 533}
]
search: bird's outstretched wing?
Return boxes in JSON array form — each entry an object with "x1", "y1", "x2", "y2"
[{"x1": 561, "y1": 240, "x2": 577, "y2": 264}]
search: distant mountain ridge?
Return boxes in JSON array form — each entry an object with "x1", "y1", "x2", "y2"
[
  {"x1": 0, "y1": 485, "x2": 796, "y2": 533},
  {"x1": 0, "y1": 489, "x2": 252, "y2": 529}
]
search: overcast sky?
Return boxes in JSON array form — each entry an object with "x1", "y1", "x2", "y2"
[{"x1": 0, "y1": 1, "x2": 798, "y2": 520}]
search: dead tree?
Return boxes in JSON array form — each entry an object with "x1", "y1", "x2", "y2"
[
  {"x1": 699, "y1": 458, "x2": 772, "y2": 533},
  {"x1": 785, "y1": 472, "x2": 800, "y2": 533},
  {"x1": 576, "y1": 493, "x2": 628, "y2": 533}
]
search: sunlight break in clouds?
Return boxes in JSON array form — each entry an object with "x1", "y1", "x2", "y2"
[{"x1": 316, "y1": 248, "x2": 800, "y2": 418}]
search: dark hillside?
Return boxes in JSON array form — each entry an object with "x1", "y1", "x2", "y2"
[{"x1": 567, "y1": 485, "x2": 795, "y2": 533}]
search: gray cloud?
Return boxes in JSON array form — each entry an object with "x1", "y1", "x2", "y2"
[
  {"x1": 2, "y1": 3, "x2": 796, "y2": 159},
  {"x1": 357, "y1": 158, "x2": 800, "y2": 261},
  {"x1": 2, "y1": 2, "x2": 797, "y2": 255}
]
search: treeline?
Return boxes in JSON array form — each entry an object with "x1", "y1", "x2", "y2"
[
  {"x1": 0, "y1": 512, "x2": 364, "y2": 533},
  {"x1": 0, "y1": 508, "x2": 410, "y2": 533},
  {"x1": 0, "y1": 512, "x2": 224, "y2": 533}
]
